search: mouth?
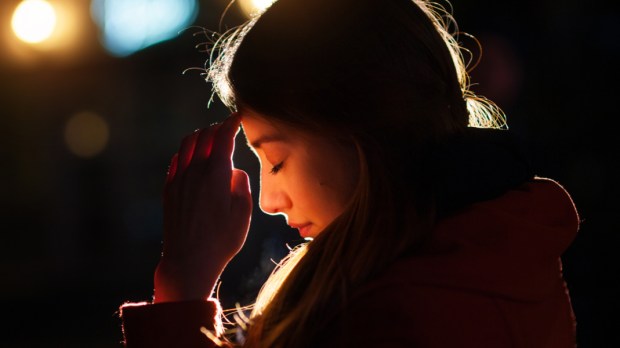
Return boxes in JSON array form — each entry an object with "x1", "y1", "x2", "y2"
[{"x1": 288, "y1": 222, "x2": 313, "y2": 238}]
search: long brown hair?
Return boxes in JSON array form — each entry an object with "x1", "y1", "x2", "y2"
[{"x1": 207, "y1": 0, "x2": 505, "y2": 346}]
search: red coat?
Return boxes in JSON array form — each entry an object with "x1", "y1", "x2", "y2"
[{"x1": 120, "y1": 178, "x2": 579, "y2": 347}]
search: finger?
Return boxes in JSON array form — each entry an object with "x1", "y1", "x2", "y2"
[
  {"x1": 192, "y1": 124, "x2": 220, "y2": 163},
  {"x1": 206, "y1": 116, "x2": 241, "y2": 201},
  {"x1": 230, "y1": 169, "x2": 252, "y2": 210},
  {"x1": 211, "y1": 114, "x2": 242, "y2": 164},
  {"x1": 166, "y1": 153, "x2": 179, "y2": 185},
  {"x1": 230, "y1": 169, "x2": 253, "y2": 234},
  {"x1": 231, "y1": 169, "x2": 252, "y2": 202},
  {"x1": 231, "y1": 112, "x2": 242, "y2": 137},
  {"x1": 177, "y1": 131, "x2": 200, "y2": 175}
]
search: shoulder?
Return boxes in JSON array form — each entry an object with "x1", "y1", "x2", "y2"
[
  {"x1": 494, "y1": 177, "x2": 579, "y2": 222},
  {"x1": 327, "y1": 178, "x2": 580, "y2": 347},
  {"x1": 527, "y1": 177, "x2": 580, "y2": 222}
]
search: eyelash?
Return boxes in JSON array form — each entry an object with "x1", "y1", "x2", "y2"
[{"x1": 269, "y1": 161, "x2": 284, "y2": 175}]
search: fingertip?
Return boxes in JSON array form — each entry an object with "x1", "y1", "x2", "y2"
[
  {"x1": 211, "y1": 116, "x2": 241, "y2": 162},
  {"x1": 225, "y1": 112, "x2": 242, "y2": 131},
  {"x1": 229, "y1": 111, "x2": 241, "y2": 121},
  {"x1": 232, "y1": 123, "x2": 241, "y2": 139},
  {"x1": 231, "y1": 169, "x2": 251, "y2": 195},
  {"x1": 232, "y1": 114, "x2": 243, "y2": 137}
]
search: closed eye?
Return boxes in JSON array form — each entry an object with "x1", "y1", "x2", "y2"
[{"x1": 270, "y1": 161, "x2": 284, "y2": 174}]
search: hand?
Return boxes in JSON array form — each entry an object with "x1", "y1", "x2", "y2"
[{"x1": 153, "y1": 114, "x2": 252, "y2": 303}]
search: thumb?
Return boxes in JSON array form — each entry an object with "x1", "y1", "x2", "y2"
[{"x1": 230, "y1": 169, "x2": 253, "y2": 218}]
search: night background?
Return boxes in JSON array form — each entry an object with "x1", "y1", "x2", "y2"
[{"x1": 1, "y1": 0, "x2": 617, "y2": 346}]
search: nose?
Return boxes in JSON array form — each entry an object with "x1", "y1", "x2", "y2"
[{"x1": 259, "y1": 173, "x2": 291, "y2": 216}]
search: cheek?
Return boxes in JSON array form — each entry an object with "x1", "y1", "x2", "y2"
[
  {"x1": 301, "y1": 150, "x2": 357, "y2": 218},
  {"x1": 305, "y1": 174, "x2": 352, "y2": 223},
  {"x1": 316, "y1": 158, "x2": 357, "y2": 204}
]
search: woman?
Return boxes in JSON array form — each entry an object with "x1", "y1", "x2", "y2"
[{"x1": 120, "y1": 0, "x2": 580, "y2": 346}]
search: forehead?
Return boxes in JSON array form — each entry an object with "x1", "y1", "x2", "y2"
[
  {"x1": 240, "y1": 112, "x2": 274, "y2": 136},
  {"x1": 241, "y1": 111, "x2": 291, "y2": 149}
]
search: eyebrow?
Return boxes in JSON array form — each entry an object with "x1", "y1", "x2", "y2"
[{"x1": 248, "y1": 134, "x2": 287, "y2": 149}]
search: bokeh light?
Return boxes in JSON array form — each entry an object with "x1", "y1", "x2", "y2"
[
  {"x1": 64, "y1": 112, "x2": 110, "y2": 158},
  {"x1": 11, "y1": 0, "x2": 57, "y2": 44},
  {"x1": 238, "y1": 0, "x2": 277, "y2": 18},
  {"x1": 91, "y1": 0, "x2": 199, "y2": 57}
]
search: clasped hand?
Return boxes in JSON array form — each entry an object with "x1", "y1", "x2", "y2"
[{"x1": 154, "y1": 114, "x2": 253, "y2": 303}]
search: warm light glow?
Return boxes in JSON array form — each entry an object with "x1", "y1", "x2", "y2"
[
  {"x1": 11, "y1": 0, "x2": 57, "y2": 44},
  {"x1": 64, "y1": 112, "x2": 110, "y2": 158},
  {"x1": 238, "y1": 0, "x2": 276, "y2": 18}
]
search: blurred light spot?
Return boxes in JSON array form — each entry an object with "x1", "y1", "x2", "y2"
[
  {"x1": 238, "y1": 0, "x2": 276, "y2": 18},
  {"x1": 64, "y1": 112, "x2": 110, "y2": 158},
  {"x1": 12, "y1": 0, "x2": 57, "y2": 44},
  {"x1": 91, "y1": 0, "x2": 199, "y2": 57},
  {"x1": 6, "y1": 1, "x2": 86, "y2": 63}
]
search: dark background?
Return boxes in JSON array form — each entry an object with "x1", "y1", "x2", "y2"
[{"x1": 1, "y1": 0, "x2": 618, "y2": 346}]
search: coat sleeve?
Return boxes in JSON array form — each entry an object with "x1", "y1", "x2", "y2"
[{"x1": 119, "y1": 299, "x2": 233, "y2": 347}]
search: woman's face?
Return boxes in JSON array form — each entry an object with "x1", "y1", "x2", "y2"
[{"x1": 241, "y1": 110, "x2": 358, "y2": 238}]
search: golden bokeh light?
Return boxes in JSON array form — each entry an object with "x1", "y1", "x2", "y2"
[
  {"x1": 64, "y1": 112, "x2": 110, "y2": 158},
  {"x1": 4, "y1": 1, "x2": 87, "y2": 65},
  {"x1": 11, "y1": 0, "x2": 57, "y2": 44},
  {"x1": 238, "y1": 0, "x2": 276, "y2": 18}
]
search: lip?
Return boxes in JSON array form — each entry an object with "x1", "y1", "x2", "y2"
[{"x1": 288, "y1": 222, "x2": 312, "y2": 238}]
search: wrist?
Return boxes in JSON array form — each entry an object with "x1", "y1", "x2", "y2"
[{"x1": 152, "y1": 259, "x2": 223, "y2": 303}]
